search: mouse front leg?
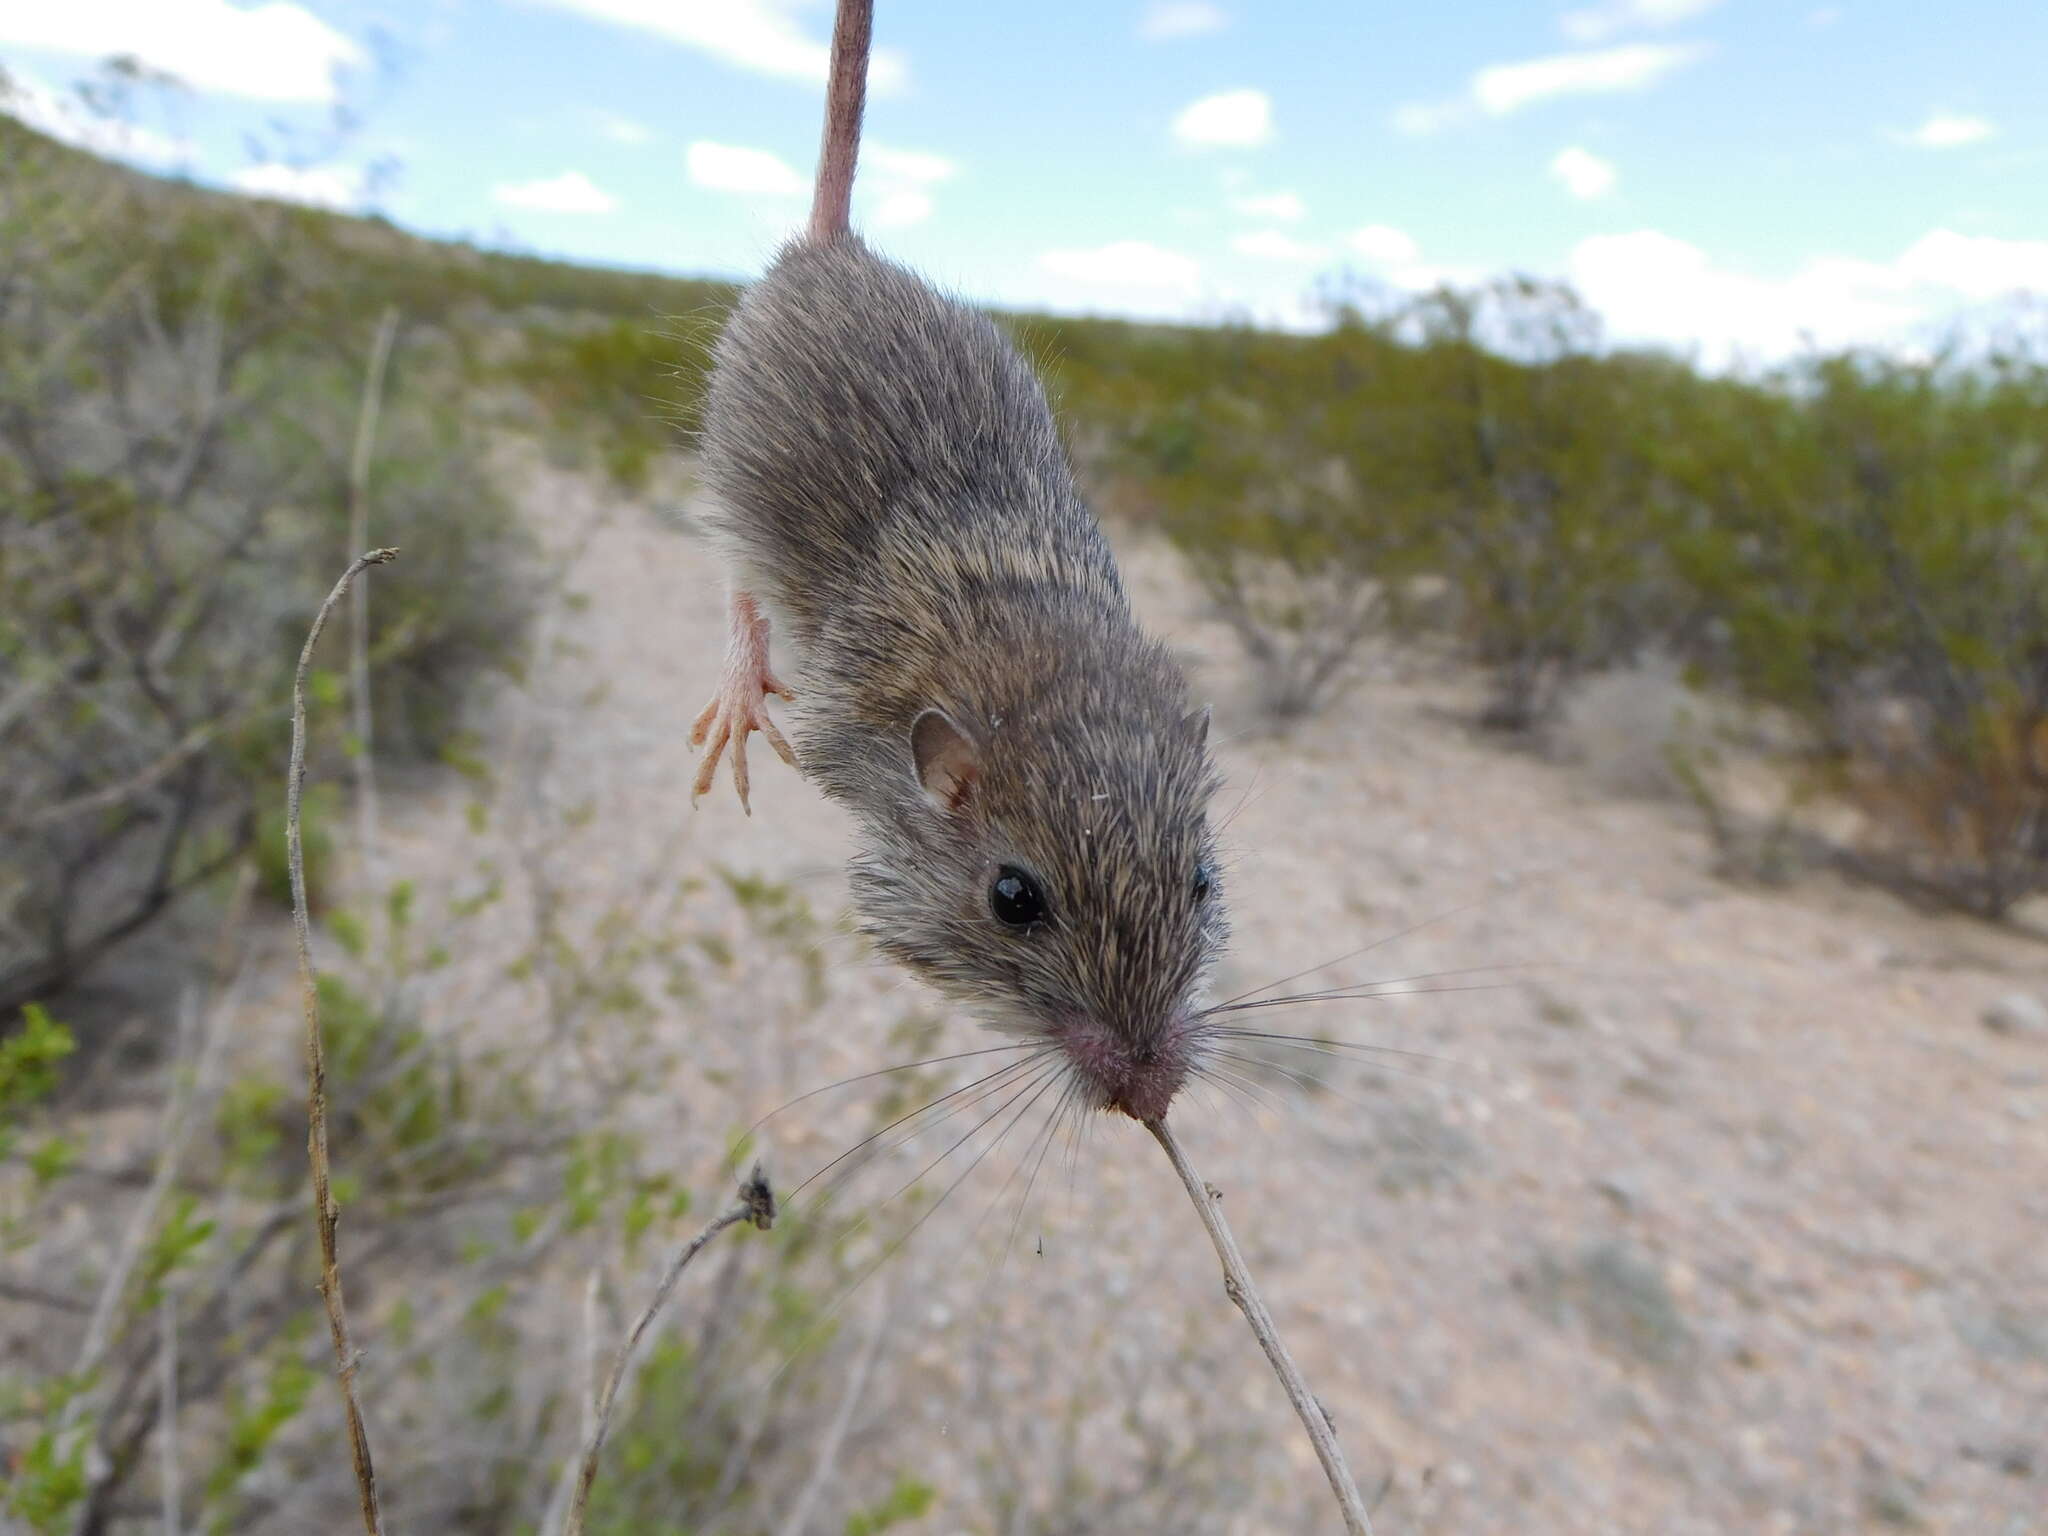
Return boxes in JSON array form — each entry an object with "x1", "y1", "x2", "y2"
[{"x1": 689, "y1": 589, "x2": 798, "y2": 815}]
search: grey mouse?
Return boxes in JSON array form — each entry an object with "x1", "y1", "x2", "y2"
[{"x1": 689, "y1": 0, "x2": 1225, "y2": 1124}]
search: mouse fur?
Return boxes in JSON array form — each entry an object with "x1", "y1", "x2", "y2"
[{"x1": 697, "y1": 236, "x2": 1227, "y2": 1121}]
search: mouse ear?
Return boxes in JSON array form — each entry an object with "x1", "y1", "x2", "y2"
[
  {"x1": 1182, "y1": 703, "x2": 1212, "y2": 752},
  {"x1": 911, "y1": 708, "x2": 981, "y2": 815}
]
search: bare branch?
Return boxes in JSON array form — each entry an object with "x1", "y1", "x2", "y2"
[
  {"x1": 562, "y1": 1164, "x2": 777, "y2": 1536},
  {"x1": 1145, "y1": 1116, "x2": 1375, "y2": 1536},
  {"x1": 289, "y1": 546, "x2": 400, "y2": 1536},
  {"x1": 14, "y1": 719, "x2": 225, "y2": 831}
]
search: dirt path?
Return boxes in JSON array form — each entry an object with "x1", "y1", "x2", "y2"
[{"x1": 366, "y1": 450, "x2": 2046, "y2": 1534}]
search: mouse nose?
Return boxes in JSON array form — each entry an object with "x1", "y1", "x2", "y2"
[{"x1": 1056, "y1": 1016, "x2": 1196, "y2": 1122}]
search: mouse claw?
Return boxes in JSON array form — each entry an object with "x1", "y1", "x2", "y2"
[{"x1": 689, "y1": 591, "x2": 798, "y2": 815}]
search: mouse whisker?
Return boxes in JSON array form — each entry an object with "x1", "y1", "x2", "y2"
[
  {"x1": 1209, "y1": 1030, "x2": 1466, "y2": 1082},
  {"x1": 827, "y1": 1064, "x2": 1068, "y2": 1313},
  {"x1": 863, "y1": 1058, "x2": 1063, "y2": 1212},
  {"x1": 744, "y1": 1040, "x2": 1045, "y2": 1141},
  {"x1": 798, "y1": 1061, "x2": 1066, "y2": 1290},
  {"x1": 959, "y1": 1077, "x2": 1079, "y2": 1336},
  {"x1": 799, "y1": 1058, "x2": 1063, "y2": 1220},
  {"x1": 1204, "y1": 961, "x2": 1544, "y2": 1017},
  {"x1": 757, "y1": 1062, "x2": 1068, "y2": 1402},
  {"x1": 1209, "y1": 1027, "x2": 1461, "y2": 1067},
  {"x1": 990, "y1": 1073, "x2": 1082, "y2": 1283},
  {"x1": 1211, "y1": 1049, "x2": 1472, "y2": 1186},
  {"x1": 789, "y1": 1048, "x2": 1056, "y2": 1205},
  {"x1": 1206, "y1": 980, "x2": 1523, "y2": 1021},
  {"x1": 1208, "y1": 895, "x2": 1500, "y2": 1010},
  {"x1": 1189, "y1": 1061, "x2": 1281, "y2": 1129}
]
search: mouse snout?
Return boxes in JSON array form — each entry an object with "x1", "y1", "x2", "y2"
[{"x1": 1057, "y1": 1015, "x2": 1195, "y2": 1123}]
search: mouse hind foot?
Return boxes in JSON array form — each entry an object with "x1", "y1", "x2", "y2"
[{"x1": 689, "y1": 589, "x2": 798, "y2": 816}]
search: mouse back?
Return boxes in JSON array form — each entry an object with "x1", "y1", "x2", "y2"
[{"x1": 698, "y1": 238, "x2": 1120, "y2": 643}]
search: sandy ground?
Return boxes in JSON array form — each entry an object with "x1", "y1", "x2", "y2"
[{"x1": 341, "y1": 448, "x2": 2046, "y2": 1535}]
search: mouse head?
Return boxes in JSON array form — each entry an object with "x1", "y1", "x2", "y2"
[{"x1": 854, "y1": 683, "x2": 1226, "y2": 1123}]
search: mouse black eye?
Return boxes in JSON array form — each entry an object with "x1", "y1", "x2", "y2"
[
  {"x1": 989, "y1": 866, "x2": 1048, "y2": 928},
  {"x1": 1191, "y1": 861, "x2": 1214, "y2": 904}
]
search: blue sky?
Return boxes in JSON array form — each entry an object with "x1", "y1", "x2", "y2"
[{"x1": 2, "y1": 0, "x2": 2043, "y2": 364}]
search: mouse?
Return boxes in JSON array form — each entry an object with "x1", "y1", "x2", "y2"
[{"x1": 688, "y1": 0, "x2": 1226, "y2": 1125}]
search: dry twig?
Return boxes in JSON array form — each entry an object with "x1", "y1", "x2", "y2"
[
  {"x1": 289, "y1": 546, "x2": 400, "y2": 1536},
  {"x1": 1145, "y1": 1116, "x2": 1375, "y2": 1536},
  {"x1": 562, "y1": 1164, "x2": 778, "y2": 1536}
]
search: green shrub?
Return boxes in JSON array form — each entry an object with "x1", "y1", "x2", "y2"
[
  {"x1": 1084, "y1": 320, "x2": 1422, "y2": 723},
  {"x1": 511, "y1": 315, "x2": 717, "y2": 491},
  {"x1": 1670, "y1": 347, "x2": 2048, "y2": 915},
  {"x1": 1366, "y1": 280, "x2": 1679, "y2": 731},
  {"x1": 0, "y1": 116, "x2": 537, "y2": 1008}
]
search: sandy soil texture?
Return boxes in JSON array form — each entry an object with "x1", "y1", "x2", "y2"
[{"x1": 329, "y1": 450, "x2": 2047, "y2": 1535}]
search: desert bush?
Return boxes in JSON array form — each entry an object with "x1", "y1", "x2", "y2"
[
  {"x1": 1669, "y1": 345, "x2": 2048, "y2": 915},
  {"x1": 1084, "y1": 321, "x2": 1424, "y2": 724},
  {"x1": 0, "y1": 115, "x2": 536, "y2": 1016},
  {"x1": 509, "y1": 314, "x2": 717, "y2": 492},
  {"x1": 1369, "y1": 279, "x2": 1680, "y2": 731}
]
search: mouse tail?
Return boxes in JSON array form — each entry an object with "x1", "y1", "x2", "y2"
[{"x1": 808, "y1": 0, "x2": 873, "y2": 244}]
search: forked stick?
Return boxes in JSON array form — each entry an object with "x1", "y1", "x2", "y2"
[
  {"x1": 289, "y1": 546, "x2": 400, "y2": 1536},
  {"x1": 1145, "y1": 1116, "x2": 1374, "y2": 1535},
  {"x1": 562, "y1": 1165, "x2": 778, "y2": 1536}
]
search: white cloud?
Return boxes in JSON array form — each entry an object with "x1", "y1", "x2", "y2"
[
  {"x1": 493, "y1": 170, "x2": 618, "y2": 214},
  {"x1": 1348, "y1": 224, "x2": 1421, "y2": 269},
  {"x1": 593, "y1": 110, "x2": 652, "y2": 145},
  {"x1": 1338, "y1": 225, "x2": 1482, "y2": 295},
  {"x1": 1474, "y1": 43, "x2": 1705, "y2": 115},
  {"x1": 1567, "y1": 226, "x2": 2048, "y2": 364},
  {"x1": 231, "y1": 160, "x2": 366, "y2": 209},
  {"x1": 679, "y1": 138, "x2": 952, "y2": 224},
  {"x1": 1171, "y1": 88, "x2": 1273, "y2": 148},
  {"x1": 530, "y1": 0, "x2": 907, "y2": 94},
  {"x1": 1550, "y1": 145, "x2": 1617, "y2": 199},
  {"x1": 1896, "y1": 112, "x2": 1995, "y2": 149},
  {"x1": 1232, "y1": 229, "x2": 1329, "y2": 263},
  {"x1": 864, "y1": 143, "x2": 957, "y2": 185},
  {"x1": 1561, "y1": 0, "x2": 1722, "y2": 45},
  {"x1": 1229, "y1": 189, "x2": 1306, "y2": 221},
  {"x1": 1139, "y1": 1, "x2": 1228, "y2": 39},
  {"x1": 855, "y1": 142, "x2": 956, "y2": 228},
  {"x1": 685, "y1": 140, "x2": 807, "y2": 197},
  {"x1": 1397, "y1": 41, "x2": 1702, "y2": 135},
  {"x1": 0, "y1": 67, "x2": 189, "y2": 166},
  {"x1": 1392, "y1": 99, "x2": 1469, "y2": 137},
  {"x1": 867, "y1": 188, "x2": 933, "y2": 228},
  {"x1": 0, "y1": 0, "x2": 361, "y2": 102},
  {"x1": 1897, "y1": 229, "x2": 2048, "y2": 299},
  {"x1": 1807, "y1": 5, "x2": 1844, "y2": 26},
  {"x1": 1040, "y1": 240, "x2": 1201, "y2": 294}
]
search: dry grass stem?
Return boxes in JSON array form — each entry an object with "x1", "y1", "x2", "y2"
[
  {"x1": 347, "y1": 308, "x2": 400, "y2": 910},
  {"x1": 540, "y1": 1271, "x2": 604, "y2": 1536},
  {"x1": 773, "y1": 1280, "x2": 893, "y2": 1536},
  {"x1": 289, "y1": 546, "x2": 400, "y2": 1536},
  {"x1": 562, "y1": 1164, "x2": 778, "y2": 1536},
  {"x1": 67, "y1": 988, "x2": 219, "y2": 1421},
  {"x1": 1145, "y1": 1116, "x2": 1375, "y2": 1536},
  {"x1": 158, "y1": 1293, "x2": 180, "y2": 1536}
]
